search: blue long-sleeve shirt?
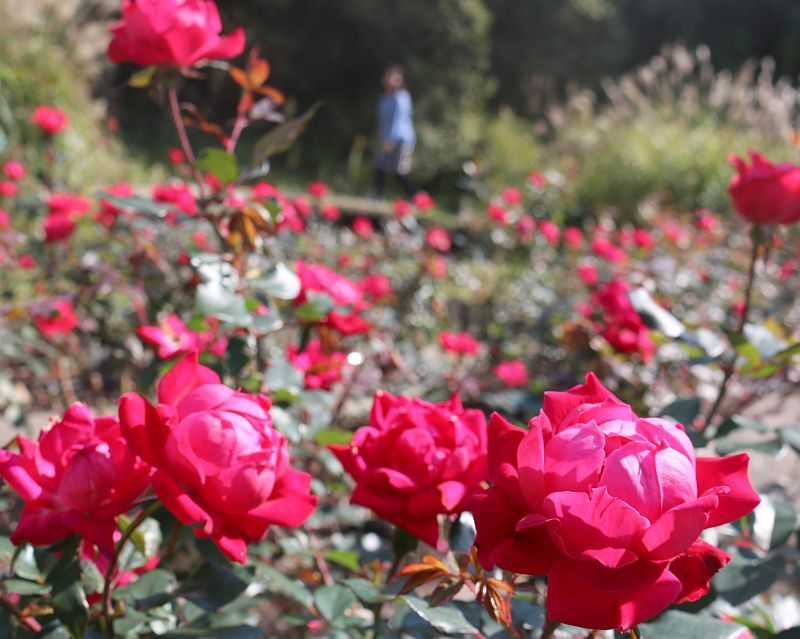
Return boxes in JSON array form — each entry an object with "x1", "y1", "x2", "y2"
[{"x1": 378, "y1": 89, "x2": 415, "y2": 144}]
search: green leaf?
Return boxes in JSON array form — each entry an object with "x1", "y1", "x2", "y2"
[
  {"x1": 392, "y1": 527, "x2": 418, "y2": 558},
  {"x1": 128, "y1": 65, "x2": 158, "y2": 88},
  {"x1": 116, "y1": 569, "x2": 177, "y2": 609},
  {"x1": 177, "y1": 562, "x2": 249, "y2": 611},
  {"x1": 257, "y1": 565, "x2": 314, "y2": 609},
  {"x1": 340, "y1": 578, "x2": 390, "y2": 605},
  {"x1": 46, "y1": 538, "x2": 88, "y2": 639},
  {"x1": 252, "y1": 102, "x2": 321, "y2": 164},
  {"x1": 118, "y1": 514, "x2": 148, "y2": 555},
  {"x1": 325, "y1": 550, "x2": 361, "y2": 572},
  {"x1": 659, "y1": 397, "x2": 701, "y2": 426},
  {"x1": 248, "y1": 263, "x2": 301, "y2": 300},
  {"x1": 314, "y1": 584, "x2": 356, "y2": 621},
  {"x1": 161, "y1": 626, "x2": 263, "y2": 638},
  {"x1": 196, "y1": 281, "x2": 251, "y2": 327},
  {"x1": 639, "y1": 610, "x2": 745, "y2": 639},
  {"x1": 402, "y1": 595, "x2": 479, "y2": 635},
  {"x1": 315, "y1": 428, "x2": 353, "y2": 446},
  {"x1": 714, "y1": 551, "x2": 784, "y2": 605},
  {"x1": 781, "y1": 426, "x2": 800, "y2": 454},
  {"x1": 96, "y1": 193, "x2": 174, "y2": 219},
  {"x1": 196, "y1": 148, "x2": 239, "y2": 184},
  {"x1": 752, "y1": 495, "x2": 798, "y2": 550}
]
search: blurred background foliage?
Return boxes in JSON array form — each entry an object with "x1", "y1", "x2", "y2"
[{"x1": 4, "y1": 0, "x2": 800, "y2": 217}]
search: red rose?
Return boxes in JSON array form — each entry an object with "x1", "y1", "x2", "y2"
[
  {"x1": 352, "y1": 216, "x2": 374, "y2": 238},
  {"x1": 118, "y1": 353, "x2": 317, "y2": 563},
  {"x1": 729, "y1": 150, "x2": 800, "y2": 224},
  {"x1": 33, "y1": 300, "x2": 79, "y2": 337},
  {"x1": 516, "y1": 215, "x2": 536, "y2": 243},
  {"x1": 0, "y1": 403, "x2": 152, "y2": 552},
  {"x1": 472, "y1": 374, "x2": 759, "y2": 631},
  {"x1": 296, "y1": 260, "x2": 366, "y2": 309},
  {"x1": 439, "y1": 331, "x2": 481, "y2": 355},
  {"x1": 592, "y1": 279, "x2": 655, "y2": 361},
  {"x1": 539, "y1": 220, "x2": 560, "y2": 244},
  {"x1": 564, "y1": 227, "x2": 583, "y2": 250},
  {"x1": 329, "y1": 391, "x2": 487, "y2": 547},
  {"x1": 108, "y1": 0, "x2": 245, "y2": 68},
  {"x1": 307, "y1": 181, "x2": 328, "y2": 199},
  {"x1": 30, "y1": 105, "x2": 68, "y2": 135},
  {"x1": 486, "y1": 203, "x2": 509, "y2": 226}
]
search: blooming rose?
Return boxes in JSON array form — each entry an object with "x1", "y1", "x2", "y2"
[
  {"x1": 501, "y1": 187, "x2": 522, "y2": 206},
  {"x1": 320, "y1": 204, "x2": 340, "y2": 221},
  {"x1": 527, "y1": 171, "x2": 546, "y2": 188},
  {"x1": 393, "y1": 199, "x2": 412, "y2": 217},
  {"x1": 426, "y1": 227, "x2": 452, "y2": 252},
  {"x1": 494, "y1": 360, "x2": 528, "y2": 387},
  {"x1": 486, "y1": 203, "x2": 509, "y2": 226},
  {"x1": 137, "y1": 314, "x2": 213, "y2": 359},
  {"x1": 329, "y1": 392, "x2": 487, "y2": 547},
  {"x1": 592, "y1": 279, "x2": 655, "y2": 361},
  {"x1": 412, "y1": 192, "x2": 435, "y2": 210},
  {"x1": 564, "y1": 227, "x2": 583, "y2": 250},
  {"x1": 307, "y1": 181, "x2": 328, "y2": 199},
  {"x1": 439, "y1": 331, "x2": 481, "y2": 355},
  {"x1": 352, "y1": 216, "x2": 374, "y2": 238},
  {"x1": 296, "y1": 260, "x2": 366, "y2": 310},
  {"x1": 729, "y1": 150, "x2": 800, "y2": 225},
  {"x1": 516, "y1": 215, "x2": 536, "y2": 243},
  {"x1": 360, "y1": 274, "x2": 393, "y2": 303},
  {"x1": 472, "y1": 374, "x2": 759, "y2": 631},
  {"x1": 324, "y1": 311, "x2": 371, "y2": 336},
  {"x1": 108, "y1": 0, "x2": 245, "y2": 68},
  {"x1": 33, "y1": 300, "x2": 79, "y2": 337},
  {"x1": 30, "y1": 105, "x2": 68, "y2": 135},
  {"x1": 2, "y1": 160, "x2": 25, "y2": 181},
  {"x1": 539, "y1": 220, "x2": 560, "y2": 244},
  {"x1": 287, "y1": 339, "x2": 347, "y2": 389},
  {"x1": 0, "y1": 403, "x2": 152, "y2": 552},
  {"x1": 118, "y1": 353, "x2": 317, "y2": 563},
  {"x1": 153, "y1": 182, "x2": 197, "y2": 216}
]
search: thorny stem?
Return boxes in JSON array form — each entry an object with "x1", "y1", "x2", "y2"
[
  {"x1": 101, "y1": 500, "x2": 160, "y2": 638},
  {"x1": 703, "y1": 226, "x2": 763, "y2": 429},
  {"x1": 166, "y1": 84, "x2": 205, "y2": 198}
]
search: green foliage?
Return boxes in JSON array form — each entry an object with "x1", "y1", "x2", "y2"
[{"x1": 0, "y1": 5, "x2": 157, "y2": 189}]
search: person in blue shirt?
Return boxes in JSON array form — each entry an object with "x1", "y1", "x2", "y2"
[{"x1": 374, "y1": 65, "x2": 419, "y2": 197}]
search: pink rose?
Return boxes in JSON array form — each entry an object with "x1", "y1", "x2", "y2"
[
  {"x1": 0, "y1": 403, "x2": 152, "y2": 552},
  {"x1": 412, "y1": 192, "x2": 435, "y2": 210},
  {"x1": 307, "y1": 181, "x2": 328, "y2": 199},
  {"x1": 30, "y1": 105, "x2": 68, "y2": 135},
  {"x1": 516, "y1": 215, "x2": 536, "y2": 243},
  {"x1": 118, "y1": 353, "x2": 317, "y2": 563},
  {"x1": 324, "y1": 311, "x2": 371, "y2": 336},
  {"x1": 108, "y1": 0, "x2": 245, "y2": 68},
  {"x1": 43, "y1": 214, "x2": 76, "y2": 243},
  {"x1": 439, "y1": 331, "x2": 481, "y2": 355},
  {"x1": 2, "y1": 160, "x2": 26, "y2": 181},
  {"x1": 287, "y1": 339, "x2": 347, "y2": 389},
  {"x1": 729, "y1": 150, "x2": 800, "y2": 224},
  {"x1": 352, "y1": 216, "x2": 374, "y2": 238},
  {"x1": 527, "y1": 171, "x2": 546, "y2": 188},
  {"x1": 472, "y1": 374, "x2": 760, "y2": 631},
  {"x1": 577, "y1": 261, "x2": 599, "y2": 286},
  {"x1": 501, "y1": 187, "x2": 522, "y2": 206},
  {"x1": 329, "y1": 391, "x2": 487, "y2": 547},
  {"x1": 152, "y1": 182, "x2": 197, "y2": 216},
  {"x1": 393, "y1": 199, "x2": 412, "y2": 217},
  {"x1": 539, "y1": 220, "x2": 560, "y2": 244},
  {"x1": 564, "y1": 227, "x2": 583, "y2": 250},
  {"x1": 425, "y1": 226, "x2": 452, "y2": 252},
  {"x1": 320, "y1": 204, "x2": 340, "y2": 221},
  {"x1": 486, "y1": 203, "x2": 509, "y2": 226},
  {"x1": 296, "y1": 260, "x2": 366, "y2": 309},
  {"x1": 494, "y1": 360, "x2": 528, "y2": 387}
]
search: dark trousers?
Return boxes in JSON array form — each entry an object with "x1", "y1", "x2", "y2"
[{"x1": 374, "y1": 168, "x2": 419, "y2": 198}]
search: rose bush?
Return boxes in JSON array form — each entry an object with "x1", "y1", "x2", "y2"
[
  {"x1": 471, "y1": 373, "x2": 760, "y2": 631},
  {"x1": 118, "y1": 352, "x2": 317, "y2": 563}
]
